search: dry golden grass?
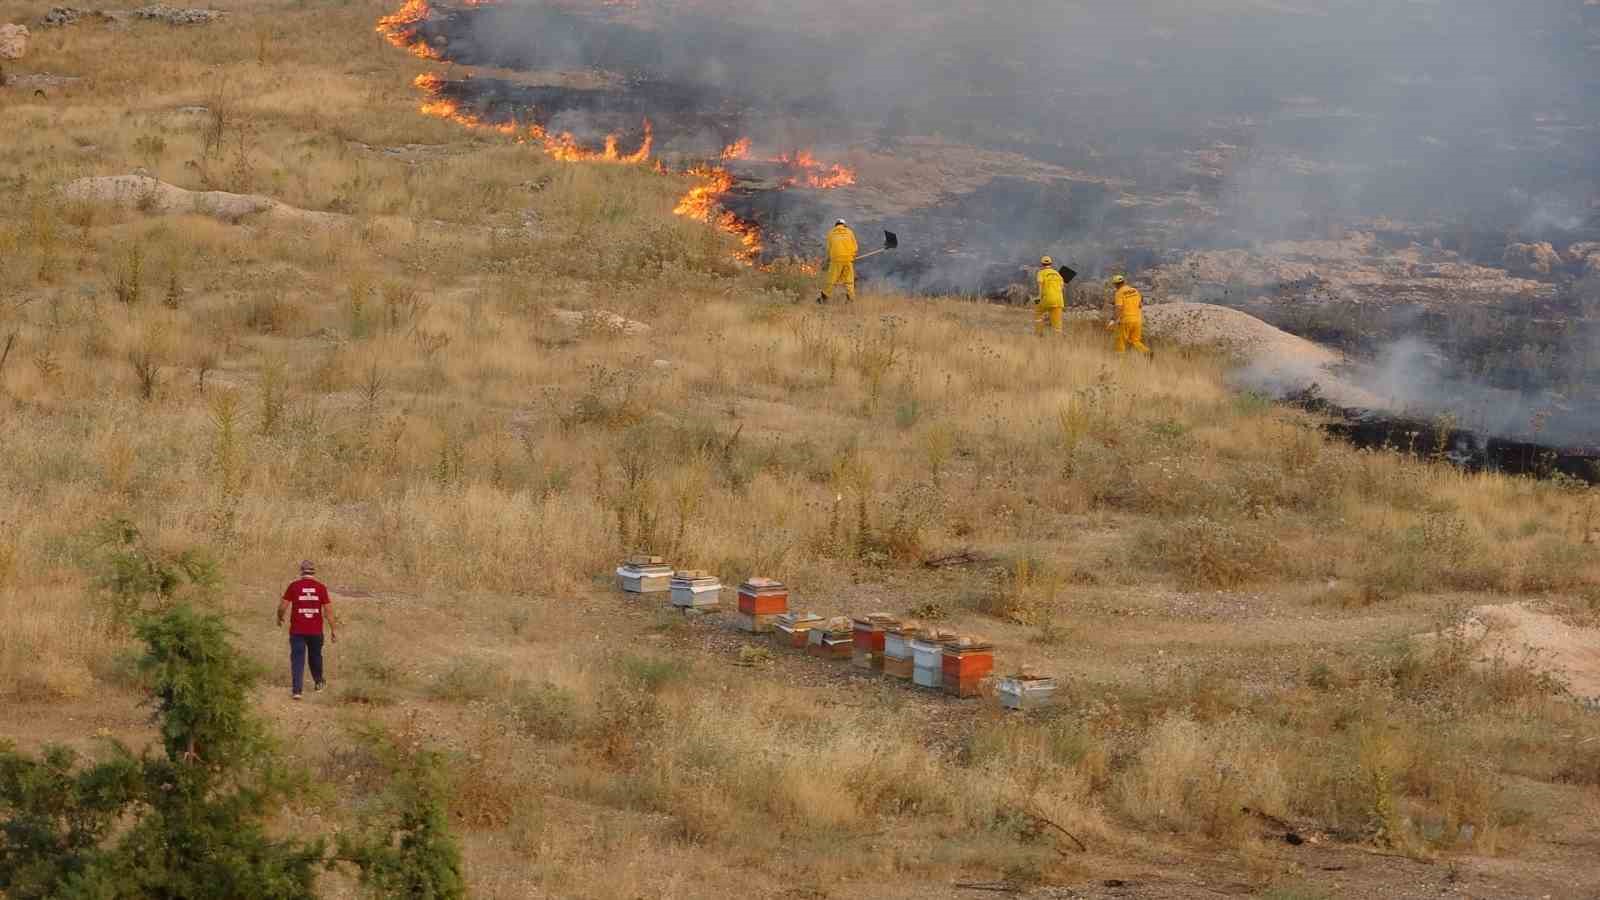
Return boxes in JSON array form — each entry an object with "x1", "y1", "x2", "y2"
[{"x1": 3, "y1": 1, "x2": 1600, "y2": 896}]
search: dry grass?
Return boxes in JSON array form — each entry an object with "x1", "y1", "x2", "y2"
[{"x1": 3, "y1": 1, "x2": 1600, "y2": 895}]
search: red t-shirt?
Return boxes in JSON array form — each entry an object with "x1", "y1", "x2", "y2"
[{"x1": 282, "y1": 578, "x2": 331, "y2": 636}]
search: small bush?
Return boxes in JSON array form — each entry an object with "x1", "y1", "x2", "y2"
[
  {"x1": 1142, "y1": 516, "x2": 1284, "y2": 589},
  {"x1": 615, "y1": 654, "x2": 689, "y2": 692},
  {"x1": 504, "y1": 681, "x2": 580, "y2": 741},
  {"x1": 428, "y1": 658, "x2": 506, "y2": 703}
]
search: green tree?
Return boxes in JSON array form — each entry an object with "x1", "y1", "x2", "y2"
[
  {"x1": 0, "y1": 605, "x2": 465, "y2": 899},
  {"x1": 337, "y1": 740, "x2": 466, "y2": 900}
]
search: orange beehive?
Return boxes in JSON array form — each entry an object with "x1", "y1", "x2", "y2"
[
  {"x1": 737, "y1": 577, "x2": 789, "y2": 616},
  {"x1": 941, "y1": 637, "x2": 994, "y2": 698}
]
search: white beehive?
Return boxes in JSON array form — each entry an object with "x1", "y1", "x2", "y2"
[
  {"x1": 616, "y1": 555, "x2": 673, "y2": 594},
  {"x1": 997, "y1": 674, "x2": 1058, "y2": 710},
  {"x1": 910, "y1": 633, "x2": 948, "y2": 690},
  {"x1": 669, "y1": 570, "x2": 722, "y2": 609}
]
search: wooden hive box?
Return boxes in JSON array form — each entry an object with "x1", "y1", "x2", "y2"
[
  {"x1": 910, "y1": 632, "x2": 949, "y2": 690},
  {"x1": 851, "y1": 613, "x2": 901, "y2": 671},
  {"x1": 736, "y1": 577, "x2": 789, "y2": 616},
  {"x1": 884, "y1": 621, "x2": 919, "y2": 663},
  {"x1": 883, "y1": 656, "x2": 914, "y2": 680},
  {"x1": 670, "y1": 570, "x2": 722, "y2": 609},
  {"x1": 997, "y1": 674, "x2": 1058, "y2": 710},
  {"x1": 774, "y1": 612, "x2": 823, "y2": 649},
  {"x1": 617, "y1": 555, "x2": 674, "y2": 594},
  {"x1": 941, "y1": 638, "x2": 994, "y2": 698}
]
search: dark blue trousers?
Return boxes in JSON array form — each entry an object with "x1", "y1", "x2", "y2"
[{"x1": 289, "y1": 634, "x2": 325, "y2": 695}]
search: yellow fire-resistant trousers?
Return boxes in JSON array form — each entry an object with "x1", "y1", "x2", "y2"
[
  {"x1": 1115, "y1": 321, "x2": 1150, "y2": 354},
  {"x1": 824, "y1": 260, "x2": 856, "y2": 302},
  {"x1": 1035, "y1": 305, "x2": 1062, "y2": 336}
]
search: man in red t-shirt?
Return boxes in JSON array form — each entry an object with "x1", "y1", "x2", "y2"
[{"x1": 276, "y1": 559, "x2": 338, "y2": 699}]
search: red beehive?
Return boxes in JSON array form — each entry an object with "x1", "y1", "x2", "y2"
[
  {"x1": 737, "y1": 577, "x2": 789, "y2": 616},
  {"x1": 941, "y1": 636, "x2": 994, "y2": 698}
]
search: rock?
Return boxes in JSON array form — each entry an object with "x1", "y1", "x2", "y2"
[
  {"x1": 1566, "y1": 241, "x2": 1600, "y2": 264},
  {"x1": 1567, "y1": 241, "x2": 1600, "y2": 275},
  {"x1": 59, "y1": 174, "x2": 346, "y2": 227},
  {"x1": 1503, "y1": 241, "x2": 1561, "y2": 276},
  {"x1": 0, "y1": 23, "x2": 28, "y2": 60},
  {"x1": 651, "y1": 359, "x2": 672, "y2": 369},
  {"x1": 999, "y1": 283, "x2": 1033, "y2": 306},
  {"x1": 550, "y1": 308, "x2": 651, "y2": 334},
  {"x1": 40, "y1": 7, "x2": 81, "y2": 26},
  {"x1": 2, "y1": 71, "x2": 82, "y2": 92},
  {"x1": 130, "y1": 5, "x2": 225, "y2": 25}
]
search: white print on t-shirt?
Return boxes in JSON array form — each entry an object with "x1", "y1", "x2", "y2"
[{"x1": 297, "y1": 587, "x2": 320, "y2": 618}]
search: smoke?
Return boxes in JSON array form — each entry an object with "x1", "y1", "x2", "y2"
[{"x1": 435, "y1": 0, "x2": 1600, "y2": 441}]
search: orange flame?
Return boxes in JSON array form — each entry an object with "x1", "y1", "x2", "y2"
[
  {"x1": 376, "y1": 0, "x2": 442, "y2": 59},
  {"x1": 776, "y1": 149, "x2": 857, "y2": 188},
  {"x1": 381, "y1": 2, "x2": 860, "y2": 267},
  {"x1": 672, "y1": 165, "x2": 762, "y2": 261},
  {"x1": 414, "y1": 71, "x2": 651, "y2": 155}
]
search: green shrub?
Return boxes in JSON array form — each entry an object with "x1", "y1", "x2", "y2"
[{"x1": 0, "y1": 606, "x2": 466, "y2": 900}]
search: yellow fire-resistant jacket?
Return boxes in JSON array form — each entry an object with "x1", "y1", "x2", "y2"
[
  {"x1": 1037, "y1": 268, "x2": 1065, "y2": 308},
  {"x1": 1114, "y1": 285, "x2": 1144, "y2": 324},
  {"x1": 827, "y1": 224, "x2": 858, "y2": 264}
]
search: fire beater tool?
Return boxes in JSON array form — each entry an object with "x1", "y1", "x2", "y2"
[
  {"x1": 1057, "y1": 264, "x2": 1077, "y2": 283},
  {"x1": 853, "y1": 230, "x2": 899, "y2": 262}
]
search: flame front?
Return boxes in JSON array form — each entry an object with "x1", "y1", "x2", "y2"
[
  {"x1": 377, "y1": 0, "x2": 442, "y2": 60},
  {"x1": 777, "y1": 150, "x2": 857, "y2": 189},
  {"x1": 383, "y1": 0, "x2": 855, "y2": 266}
]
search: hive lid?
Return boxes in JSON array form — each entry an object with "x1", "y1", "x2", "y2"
[
  {"x1": 741, "y1": 576, "x2": 783, "y2": 588},
  {"x1": 627, "y1": 554, "x2": 666, "y2": 566},
  {"x1": 777, "y1": 611, "x2": 823, "y2": 626},
  {"x1": 889, "y1": 619, "x2": 922, "y2": 635},
  {"x1": 945, "y1": 634, "x2": 994, "y2": 651},
  {"x1": 673, "y1": 569, "x2": 713, "y2": 580}
]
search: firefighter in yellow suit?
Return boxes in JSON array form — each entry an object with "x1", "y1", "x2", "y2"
[
  {"x1": 818, "y1": 219, "x2": 858, "y2": 304},
  {"x1": 1107, "y1": 274, "x2": 1150, "y2": 354},
  {"x1": 1035, "y1": 256, "x2": 1065, "y2": 335}
]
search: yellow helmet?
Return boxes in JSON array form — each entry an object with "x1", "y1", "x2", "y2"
[
  {"x1": 1111, "y1": 274, "x2": 1127, "y2": 285},
  {"x1": 1040, "y1": 256, "x2": 1053, "y2": 267}
]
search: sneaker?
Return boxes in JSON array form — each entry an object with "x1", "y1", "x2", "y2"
[
  {"x1": 291, "y1": 693, "x2": 302, "y2": 701},
  {"x1": 314, "y1": 681, "x2": 325, "y2": 693}
]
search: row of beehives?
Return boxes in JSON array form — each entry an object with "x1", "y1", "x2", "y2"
[{"x1": 616, "y1": 556, "x2": 1057, "y2": 710}]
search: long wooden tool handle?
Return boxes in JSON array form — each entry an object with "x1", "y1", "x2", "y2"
[{"x1": 853, "y1": 248, "x2": 889, "y2": 262}]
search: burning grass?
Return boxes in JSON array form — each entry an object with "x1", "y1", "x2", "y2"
[{"x1": 3, "y1": 0, "x2": 1600, "y2": 896}]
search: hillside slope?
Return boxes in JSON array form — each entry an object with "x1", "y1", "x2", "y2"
[{"x1": 2, "y1": 3, "x2": 1599, "y2": 898}]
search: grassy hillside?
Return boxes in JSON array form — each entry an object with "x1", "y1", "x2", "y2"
[{"x1": 3, "y1": 2, "x2": 1599, "y2": 897}]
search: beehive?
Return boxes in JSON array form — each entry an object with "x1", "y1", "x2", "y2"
[
  {"x1": 737, "y1": 577, "x2": 790, "y2": 616},
  {"x1": 941, "y1": 636, "x2": 995, "y2": 698},
  {"x1": 851, "y1": 613, "x2": 900, "y2": 671},
  {"x1": 808, "y1": 617, "x2": 853, "y2": 660},
  {"x1": 616, "y1": 555, "x2": 673, "y2": 594},
  {"x1": 670, "y1": 570, "x2": 722, "y2": 610},
  {"x1": 997, "y1": 673, "x2": 1058, "y2": 710},
  {"x1": 883, "y1": 621, "x2": 919, "y2": 680},
  {"x1": 910, "y1": 629, "x2": 952, "y2": 690},
  {"x1": 774, "y1": 612, "x2": 824, "y2": 649}
]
